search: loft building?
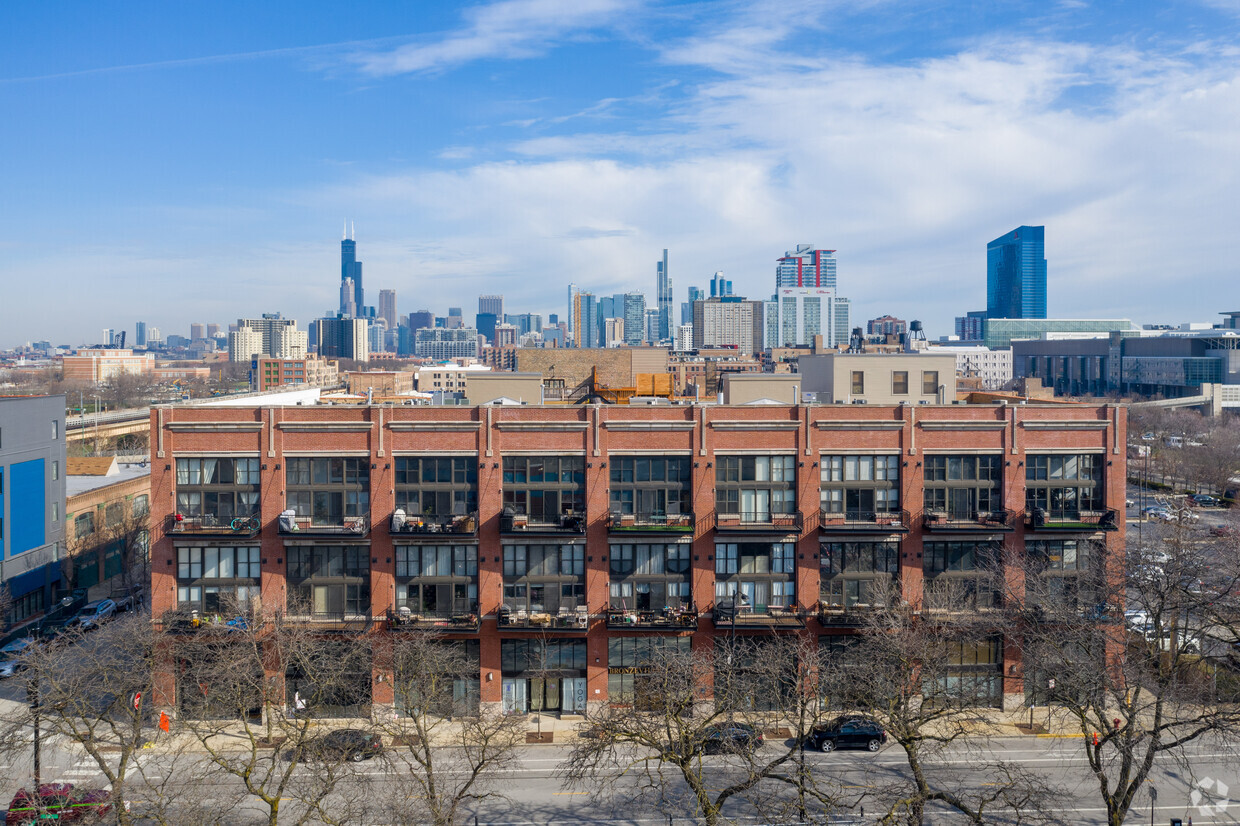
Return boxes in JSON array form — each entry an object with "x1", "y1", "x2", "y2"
[{"x1": 149, "y1": 400, "x2": 1127, "y2": 719}]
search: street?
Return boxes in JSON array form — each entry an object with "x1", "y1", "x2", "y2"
[{"x1": 4, "y1": 725, "x2": 1240, "y2": 825}]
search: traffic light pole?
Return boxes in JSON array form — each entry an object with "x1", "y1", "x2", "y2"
[{"x1": 28, "y1": 673, "x2": 41, "y2": 787}]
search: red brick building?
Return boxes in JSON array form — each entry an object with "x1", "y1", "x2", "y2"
[{"x1": 149, "y1": 401, "x2": 1126, "y2": 717}]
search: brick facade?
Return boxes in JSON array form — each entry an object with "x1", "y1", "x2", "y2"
[{"x1": 149, "y1": 402, "x2": 1126, "y2": 716}]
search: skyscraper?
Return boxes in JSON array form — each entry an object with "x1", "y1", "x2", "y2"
[
  {"x1": 623, "y1": 293, "x2": 646, "y2": 346},
  {"x1": 479, "y1": 295, "x2": 504, "y2": 319},
  {"x1": 316, "y1": 315, "x2": 369, "y2": 362},
  {"x1": 986, "y1": 226, "x2": 1046, "y2": 320},
  {"x1": 340, "y1": 224, "x2": 363, "y2": 317},
  {"x1": 572, "y1": 291, "x2": 597, "y2": 348},
  {"x1": 776, "y1": 245, "x2": 836, "y2": 288},
  {"x1": 566, "y1": 284, "x2": 576, "y2": 335},
  {"x1": 709, "y1": 272, "x2": 733, "y2": 298},
  {"x1": 656, "y1": 249, "x2": 672, "y2": 341},
  {"x1": 378, "y1": 290, "x2": 398, "y2": 332},
  {"x1": 683, "y1": 286, "x2": 705, "y2": 325},
  {"x1": 135, "y1": 322, "x2": 147, "y2": 347}
]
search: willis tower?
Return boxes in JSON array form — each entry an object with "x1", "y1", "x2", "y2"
[{"x1": 340, "y1": 222, "x2": 363, "y2": 317}]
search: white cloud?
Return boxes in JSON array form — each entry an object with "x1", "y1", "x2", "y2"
[{"x1": 351, "y1": 0, "x2": 637, "y2": 75}]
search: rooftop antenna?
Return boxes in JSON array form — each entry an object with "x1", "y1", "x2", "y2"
[
  {"x1": 351, "y1": 221, "x2": 355, "y2": 241},
  {"x1": 343, "y1": 221, "x2": 347, "y2": 241}
]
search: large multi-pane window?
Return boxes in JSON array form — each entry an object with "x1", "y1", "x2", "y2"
[
  {"x1": 714, "y1": 541, "x2": 795, "y2": 613},
  {"x1": 609, "y1": 456, "x2": 691, "y2": 517},
  {"x1": 176, "y1": 546, "x2": 260, "y2": 613},
  {"x1": 923, "y1": 541, "x2": 998, "y2": 609},
  {"x1": 923, "y1": 455, "x2": 1001, "y2": 518},
  {"x1": 502, "y1": 543, "x2": 586, "y2": 614},
  {"x1": 607, "y1": 636, "x2": 691, "y2": 706},
  {"x1": 1025, "y1": 454, "x2": 1102, "y2": 518},
  {"x1": 820, "y1": 455, "x2": 900, "y2": 517},
  {"x1": 608, "y1": 542, "x2": 692, "y2": 612},
  {"x1": 285, "y1": 458, "x2": 369, "y2": 525},
  {"x1": 287, "y1": 545, "x2": 370, "y2": 616},
  {"x1": 820, "y1": 541, "x2": 898, "y2": 608},
  {"x1": 715, "y1": 455, "x2": 795, "y2": 521},
  {"x1": 500, "y1": 639, "x2": 588, "y2": 714},
  {"x1": 1028, "y1": 540, "x2": 1095, "y2": 608},
  {"x1": 394, "y1": 640, "x2": 480, "y2": 718},
  {"x1": 394, "y1": 457, "x2": 477, "y2": 520},
  {"x1": 176, "y1": 458, "x2": 260, "y2": 522},
  {"x1": 502, "y1": 456, "x2": 585, "y2": 523},
  {"x1": 395, "y1": 544, "x2": 478, "y2": 617},
  {"x1": 924, "y1": 639, "x2": 1002, "y2": 707}
]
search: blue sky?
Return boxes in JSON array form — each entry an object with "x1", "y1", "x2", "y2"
[{"x1": 3, "y1": 0, "x2": 1240, "y2": 347}]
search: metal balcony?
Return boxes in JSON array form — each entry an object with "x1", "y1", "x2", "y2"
[
  {"x1": 921, "y1": 509, "x2": 1014, "y2": 533},
  {"x1": 712, "y1": 600, "x2": 806, "y2": 629},
  {"x1": 166, "y1": 513, "x2": 261, "y2": 537},
  {"x1": 498, "y1": 511, "x2": 586, "y2": 536},
  {"x1": 391, "y1": 511, "x2": 479, "y2": 537},
  {"x1": 1026, "y1": 508, "x2": 1120, "y2": 532},
  {"x1": 713, "y1": 511, "x2": 804, "y2": 535},
  {"x1": 818, "y1": 509, "x2": 911, "y2": 534},
  {"x1": 607, "y1": 511, "x2": 695, "y2": 535},
  {"x1": 497, "y1": 605, "x2": 591, "y2": 631},
  {"x1": 386, "y1": 607, "x2": 481, "y2": 632},
  {"x1": 605, "y1": 605, "x2": 698, "y2": 630},
  {"x1": 277, "y1": 512, "x2": 370, "y2": 537}
]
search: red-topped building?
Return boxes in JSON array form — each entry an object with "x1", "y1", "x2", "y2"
[{"x1": 149, "y1": 401, "x2": 1126, "y2": 718}]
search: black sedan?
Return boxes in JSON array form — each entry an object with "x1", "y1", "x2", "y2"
[
  {"x1": 298, "y1": 729, "x2": 384, "y2": 762},
  {"x1": 806, "y1": 717, "x2": 886, "y2": 752},
  {"x1": 701, "y1": 723, "x2": 764, "y2": 755}
]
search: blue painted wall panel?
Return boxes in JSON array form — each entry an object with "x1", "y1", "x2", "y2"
[{"x1": 9, "y1": 459, "x2": 46, "y2": 555}]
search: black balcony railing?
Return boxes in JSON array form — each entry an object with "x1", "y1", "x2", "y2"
[
  {"x1": 277, "y1": 513, "x2": 370, "y2": 537},
  {"x1": 498, "y1": 510, "x2": 586, "y2": 535},
  {"x1": 1026, "y1": 508, "x2": 1120, "y2": 532},
  {"x1": 166, "y1": 513, "x2": 261, "y2": 537},
  {"x1": 712, "y1": 600, "x2": 806, "y2": 629},
  {"x1": 386, "y1": 607, "x2": 480, "y2": 631},
  {"x1": 280, "y1": 611, "x2": 376, "y2": 631},
  {"x1": 921, "y1": 509, "x2": 1014, "y2": 532},
  {"x1": 497, "y1": 605, "x2": 591, "y2": 630},
  {"x1": 605, "y1": 605, "x2": 698, "y2": 629},
  {"x1": 608, "y1": 511, "x2": 695, "y2": 534},
  {"x1": 714, "y1": 511, "x2": 804, "y2": 534},
  {"x1": 818, "y1": 509, "x2": 911, "y2": 534},
  {"x1": 156, "y1": 608, "x2": 255, "y2": 634},
  {"x1": 391, "y1": 511, "x2": 479, "y2": 536}
]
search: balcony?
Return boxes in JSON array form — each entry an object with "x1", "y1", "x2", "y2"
[
  {"x1": 156, "y1": 608, "x2": 254, "y2": 634},
  {"x1": 605, "y1": 605, "x2": 699, "y2": 630},
  {"x1": 166, "y1": 513, "x2": 261, "y2": 538},
  {"x1": 607, "y1": 511, "x2": 695, "y2": 535},
  {"x1": 279, "y1": 611, "x2": 376, "y2": 631},
  {"x1": 278, "y1": 511, "x2": 370, "y2": 538},
  {"x1": 498, "y1": 510, "x2": 586, "y2": 536},
  {"x1": 1026, "y1": 508, "x2": 1120, "y2": 533},
  {"x1": 391, "y1": 510, "x2": 479, "y2": 537},
  {"x1": 818, "y1": 509, "x2": 911, "y2": 535},
  {"x1": 815, "y1": 600, "x2": 884, "y2": 627},
  {"x1": 386, "y1": 607, "x2": 480, "y2": 632},
  {"x1": 712, "y1": 599, "x2": 806, "y2": 629},
  {"x1": 921, "y1": 509, "x2": 1014, "y2": 533},
  {"x1": 497, "y1": 605, "x2": 591, "y2": 631},
  {"x1": 713, "y1": 511, "x2": 804, "y2": 535}
]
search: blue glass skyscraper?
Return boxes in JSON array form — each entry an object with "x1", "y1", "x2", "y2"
[
  {"x1": 987, "y1": 226, "x2": 1046, "y2": 319},
  {"x1": 341, "y1": 224, "x2": 363, "y2": 317}
]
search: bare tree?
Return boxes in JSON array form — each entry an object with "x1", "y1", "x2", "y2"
[
  {"x1": 371, "y1": 633, "x2": 525, "y2": 826},
  {"x1": 821, "y1": 577, "x2": 1057, "y2": 826},
  {"x1": 562, "y1": 633, "x2": 840, "y2": 826},
  {"x1": 167, "y1": 601, "x2": 378, "y2": 826},
  {"x1": 1016, "y1": 519, "x2": 1240, "y2": 826}
]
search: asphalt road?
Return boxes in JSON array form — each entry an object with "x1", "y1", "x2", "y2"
[{"x1": 4, "y1": 730, "x2": 1240, "y2": 824}]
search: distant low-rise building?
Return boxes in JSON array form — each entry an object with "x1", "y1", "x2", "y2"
[
  {"x1": 414, "y1": 363, "x2": 492, "y2": 395},
  {"x1": 798, "y1": 352, "x2": 958, "y2": 404},
  {"x1": 62, "y1": 349, "x2": 155, "y2": 383},
  {"x1": 346, "y1": 370, "x2": 415, "y2": 396},
  {"x1": 250, "y1": 356, "x2": 339, "y2": 391},
  {"x1": 65, "y1": 458, "x2": 150, "y2": 600}
]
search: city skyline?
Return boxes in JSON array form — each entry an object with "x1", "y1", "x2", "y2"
[{"x1": 5, "y1": 1, "x2": 1240, "y2": 344}]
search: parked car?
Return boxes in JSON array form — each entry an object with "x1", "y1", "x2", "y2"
[
  {"x1": 5, "y1": 782, "x2": 124, "y2": 822},
  {"x1": 806, "y1": 717, "x2": 887, "y2": 752},
  {"x1": 1210, "y1": 525, "x2": 1235, "y2": 538},
  {"x1": 0, "y1": 638, "x2": 37, "y2": 679},
  {"x1": 1191, "y1": 494, "x2": 1221, "y2": 508},
  {"x1": 69, "y1": 599, "x2": 117, "y2": 631},
  {"x1": 299, "y1": 729, "x2": 384, "y2": 762},
  {"x1": 1142, "y1": 507, "x2": 1173, "y2": 522},
  {"x1": 700, "y1": 723, "x2": 764, "y2": 755}
]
